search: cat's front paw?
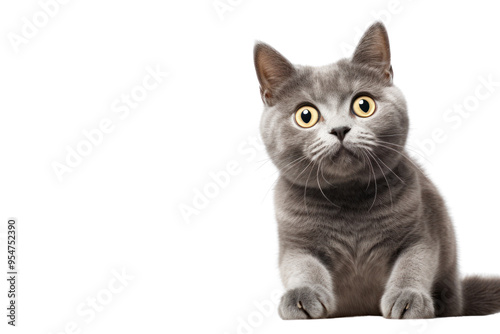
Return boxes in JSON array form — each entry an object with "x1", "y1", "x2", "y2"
[
  {"x1": 381, "y1": 287, "x2": 435, "y2": 319},
  {"x1": 278, "y1": 285, "x2": 333, "y2": 320}
]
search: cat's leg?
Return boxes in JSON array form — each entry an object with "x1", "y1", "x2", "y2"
[
  {"x1": 278, "y1": 250, "x2": 335, "y2": 319},
  {"x1": 381, "y1": 244, "x2": 438, "y2": 319},
  {"x1": 432, "y1": 272, "x2": 463, "y2": 317}
]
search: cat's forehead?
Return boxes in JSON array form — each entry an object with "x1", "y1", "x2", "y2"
[{"x1": 295, "y1": 60, "x2": 388, "y2": 106}]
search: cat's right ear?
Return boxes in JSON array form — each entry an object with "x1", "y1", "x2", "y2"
[{"x1": 254, "y1": 42, "x2": 295, "y2": 106}]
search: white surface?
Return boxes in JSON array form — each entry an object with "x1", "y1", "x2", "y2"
[{"x1": 1, "y1": 0, "x2": 500, "y2": 333}]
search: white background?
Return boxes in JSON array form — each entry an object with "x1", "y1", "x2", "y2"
[{"x1": 1, "y1": 0, "x2": 500, "y2": 333}]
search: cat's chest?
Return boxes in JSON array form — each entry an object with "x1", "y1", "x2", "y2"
[
  {"x1": 326, "y1": 228, "x2": 393, "y2": 315},
  {"x1": 327, "y1": 226, "x2": 392, "y2": 274}
]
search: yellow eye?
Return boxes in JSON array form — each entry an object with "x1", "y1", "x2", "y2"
[
  {"x1": 295, "y1": 106, "x2": 319, "y2": 128},
  {"x1": 352, "y1": 96, "x2": 376, "y2": 118}
]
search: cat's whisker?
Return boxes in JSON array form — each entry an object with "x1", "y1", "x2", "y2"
[
  {"x1": 360, "y1": 148, "x2": 367, "y2": 170},
  {"x1": 284, "y1": 159, "x2": 314, "y2": 196},
  {"x1": 255, "y1": 158, "x2": 269, "y2": 165},
  {"x1": 295, "y1": 159, "x2": 314, "y2": 180},
  {"x1": 255, "y1": 150, "x2": 291, "y2": 171},
  {"x1": 256, "y1": 148, "x2": 290, "y2": 164},
  {"x1": 375, "y1": 141, "x2": 426, "y2": 167},
  {"x1": 310, "y1": 146, "x2": 331, "y2": 163},
  {"x1": 362, "y1": 148, "x2": 378, "y2": 211},
  {"x1": 260, "y1": 156, "x2": 308, "y2": 204},
  {"x1": 366, "y1": 149, "x2": 393, "y2": 210},
  {"x1": 375, "y1": 139, "x2": 432, "y2": 165},
  {"x1": 316, "y1": 156, "x2": 340, "y2": 208},
  {"x1": 266, "y1": 156, "x2": 307, "y2": 179},
  {"x1": 375, "y1": 142, "x2": 427, "y2": 176},
  {"x1": 370, "y1": 151, "x2": 406, "y2": 185},
  {"x1": 310, "y1": 143, "x2": 330, "y2": 156},
  {"x1": 360, "y1": 150, "x2": 372, "y2": 190},
  {"x1": 303, "y1": 160, "x2": 317, "y2": 216},
  {"x1": 359, "y1": 139, "x2": 377, "y2": 147},
  {"x1": 278, "y1": 156, "x2": 308, "y2": 174},
  {"x1": 356, "y1": 144, "x2": 375, "y2": 152},
  {"x1": 320, "y1": 164, "x2": 335, "y2": 187},
  {"x1": 309, "y1": 138, "x2": 325, "y2": 152},
  {"x1": 357, "y1": 139, "x2": 377, "y2": 146},
  {"x1": 358, "y1": 134, "x2": 377, "y2": 141},
  {"x1": 255, "y1": 157, "x2": 274, "y2": 171},
  {"x1": 377, "y1": 133, "x2": 406, "y2": 138},
  {"x1": 310, "y1": 149, "x2": 327, "y2": 160}
]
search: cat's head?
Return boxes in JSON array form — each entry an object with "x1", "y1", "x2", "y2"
[{"x1": 254, "y1": 22, "x2": 409, "y2": 187}]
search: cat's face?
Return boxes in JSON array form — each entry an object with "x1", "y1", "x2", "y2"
[{"x1": 255, "y1": 23, "x2": 409, "y2": 187}]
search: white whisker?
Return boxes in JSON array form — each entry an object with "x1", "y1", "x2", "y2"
[
  {"x1": 362, "y1": 148, "x2": 377, "y2": 211},
  {"x1": 316, "y1": 156, "x2": 340, "y2": 208},
  {"x1": 367, "y1": 149, "x2": 393, "y2": 210}
]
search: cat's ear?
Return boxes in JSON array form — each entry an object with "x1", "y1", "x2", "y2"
[
  {"x1": 352, "y1": 22, "x2": 393, "y2": 82},
  {"x1": 254, "y1": 42, "x2": 295, "y2": 105}
]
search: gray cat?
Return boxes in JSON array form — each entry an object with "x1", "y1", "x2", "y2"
[{"x1": 253, "y1": 22, "x2": 500, "y2": 319}]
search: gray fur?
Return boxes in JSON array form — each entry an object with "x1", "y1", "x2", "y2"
[{"x1": 254, "y1": 22, "x2": 500, "y2": 319}]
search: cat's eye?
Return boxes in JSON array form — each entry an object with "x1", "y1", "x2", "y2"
[
  {"x1": 295, "y1": 106, "x2": 320, "y2": 128},
  {"x1": 352, "y1": 96, "x2": 376, "y2": 118}
]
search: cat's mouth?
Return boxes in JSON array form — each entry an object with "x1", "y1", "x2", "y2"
[
  {"x1": 330, "y1": 144, "x2": 363, "y2": 163},
  {"x1": 332, "y1": 144, "x2": 352, "y2": 157}
]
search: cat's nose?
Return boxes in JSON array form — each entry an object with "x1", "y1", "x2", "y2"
[{"x1": 330, "y1": 126, "x2": 351, "y2": 141}]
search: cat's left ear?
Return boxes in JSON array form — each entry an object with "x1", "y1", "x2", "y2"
[{"x1": 352, "y1": 22, "x2": 393, "y2": 82}]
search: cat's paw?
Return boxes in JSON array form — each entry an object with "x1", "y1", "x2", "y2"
[
  {"x1": 381, "y1": 287, "x2": 435, "y2": 319},
  {"x1": 278, "y1": 285, "x2": 333, "y2": 320}
]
